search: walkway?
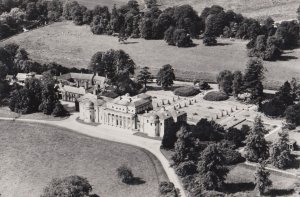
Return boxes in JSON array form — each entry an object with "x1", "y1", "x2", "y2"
[{"x1": 0, "y1": 114, "x2": 187, "y2": 197}]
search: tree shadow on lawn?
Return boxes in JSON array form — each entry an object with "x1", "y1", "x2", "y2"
[
  {"x1": 122, "y1": 41, "x2": 139, "y2": 45},
  {"x1": 267, "y1": 188, "x2": 295, "y2": 196},
  {"x1": 224, "y1": 182, "x2": 255, "y2": 194},
  {"x1": 277, "y1": 55, "x2": 298, "y2": 61},
  {"x1": 216, "y1": 43, "x2": 232, "y2": 46},
  {"x1": 128, "y1": 177, "x2": 146, "y2": 185}
]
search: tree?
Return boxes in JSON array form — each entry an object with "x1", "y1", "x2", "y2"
[
  {"x1": 254, "y1": 163, "x2": 272, "y2": 195},
  {"x1": 62, "y1": 1, "x2": 79, "y2": 20},
  {"x1": 25, "y1": 2, "x2": 38, "y2": 20},
  {"x1": 244, "y1": 116, "x2": 269, "y2": 162},
  {"x1": 196, "y1": 144, "x2": 229, "y2": 191},
  {"x1": 173, "y1": 29, "x2": 193, "y2": 47},
  {"x1": 217, "y1": 70, "x2": 233, "y2": 94},
  {"x1": 159, "y1": 181, "x2": 179, "y2": 197},
  {"x1": 275, "y1": 20, "x2": 299, "y2": 49},
  {"x1": 41, "y1": 175, "x2": 97, "y2": 197},
  {"x1": 52, "y1": 102, "x2": 68, "y2": 117},
  {"x1": 275, "y1": 81, "x2": 294, "y2": 107},
  {"x1": 0, "y1": 62, "x2": 8, "y2": 80},
  {"x1": 225, "y1": 126, "x2": 249, "y2": 148},
  {"x1": 9, "y1": 78, "x2": 42, "y2": 114},
  {"x1": 298, "y1": 5, "x2": 300, "y2": 21},
  {"x1": 171, "y1": 125, "x2": 194, "y2": 165},
  {"x1": 89, "y1": 51, "x2": 105, "y2": 83},
  {"x1": 203, "y1": 35, "x2": 217, "y2": 46},
  {"x1": 137, "y1": 67, "x2": 152, "y2": 88},
  {"x1": 157, "y1": 64, "x2": 175, "y2": 89},
  {"x1": 285, "y1": 102, "x2": 300, "y2": 127},
  {"x1": 164, "y1": 26, "x2": 175, "y2": 45},
  {"x1": 270, "y1": 132, "x2": 295, "y2": 169},
  {"x1": 232, "y1": 70, "x2": 243, "y2": 97},
  {"x1": 116, "y1": 165, "x2": 134, "y2": 184},
  {"x1": 39, "y1": 72, "x2": 59, "y2": 115},
  {"x1": 243, "y1": 58, "x2": 265, "y2": 101},
  {"x1": 193, "y1": 118, "x2": 225, "y2": 141}
]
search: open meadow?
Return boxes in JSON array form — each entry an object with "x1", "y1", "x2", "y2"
[
  {"x1": 2, "y1": 21, "x2": 300, "y2": 88},
  {"x1": 76, "y1": 0, "x2": 299, "y2": 21},
  {"x1": 0, "y1": 120, "x2": 166, "y2": 197},
  {"x1": 158, "y1": 0, "x2": 299, "y2": 21}
]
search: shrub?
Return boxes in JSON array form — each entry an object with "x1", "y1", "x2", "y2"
[
  {"x1": 175, "y1": 161, "x2": 197, "y2": 177},
  {"x1": 174, "y1": 86, "x2": 200, "y2": 97},
  {"x1": 99, "y1": 90, "x2": 119, "y2": 98},
  {"x1": 203, "y1": 36, "x2": 217, "y2": 46},
  {"x1": 220, "y1": 147, "x2": 245, "y2": 165},
  {"x1": 52, "y1": 102, "x2": 69, "y2": 117},
  {"x1": 116, "y1": 165, "x2": 134, "y2": 184},
  {"x1": 159, "y1": 181, "x2": 179, "y2": 197},
  {"x1": 199, "y1": 81, "x2": 211, "y2": 90},
  {"x1": 203, "y1": 91, "x2": 229, "y2": 101}
]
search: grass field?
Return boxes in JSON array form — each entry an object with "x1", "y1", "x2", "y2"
[
  {"x1": 1, "y1": 21, "x2": 300, "y2": 88},
  {"x1": 76, "y1": 0, "x2": 145, "y2": 9},
  {"x1": 158, "y1": 0, "x2": 299, "y2": 21},
  {"x1": 0, "y1": 120, "x2": 166, "y2": 197},
  {"x1": 76, "y1": 0, "x2": 298, "y2": 21}
]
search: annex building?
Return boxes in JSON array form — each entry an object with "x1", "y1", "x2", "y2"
[{"x1": 78, "y1": 93, "x2": 187, "y2": 138}]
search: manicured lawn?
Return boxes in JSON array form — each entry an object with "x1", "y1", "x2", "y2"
[
  {"x1": 1, "y1": 21, "x2": 299, "y2": 89},
  {"x1": 0, "y1": 120, "x2": 167, "y2": 197}
]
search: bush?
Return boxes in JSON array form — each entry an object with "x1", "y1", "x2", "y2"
[
  {"x1": 199, "y1": 81, "x2": 211, "y2": 90},
  {"x1": 159, "y1": 181, "x2": 179, "y2": 197},
  {"x1": 220, "y1": 147, "x2": 245, "y2": 165},
  {"x1": 203, "y1": 36, "x2": 217, "y2": 46},
  {"x1": 52, "y1": 102, "x2": 69, "y2": 117},
  {"x1": 116, "y1": 165, "x2": 134, "y2": 184},
  {"x1": 203, "y1": 91, "x2": 229, "y2": 101},
  {"x1": 175, "y1": 161, "x2": 197, "y2": 177},
  {"x1": 173, "y1": 86, "x2": 200, "y2": 97}
]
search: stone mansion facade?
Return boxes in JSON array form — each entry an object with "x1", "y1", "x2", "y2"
[{"x1": 78, "y1": 93, "x2": 187, "y2": 138}]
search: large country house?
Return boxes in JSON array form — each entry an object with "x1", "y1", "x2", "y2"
[{"x1": 78, "y1": 93, "x2": 187, "y2": 138}]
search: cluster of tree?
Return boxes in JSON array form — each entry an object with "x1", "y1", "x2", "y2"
[
  {"x1": 247, "y1": 19, "x2": 299, "y2": 61},
  {"x1": 0, "y1": 0, "x2": 63, "y2": 40},
  {"x1": 89, "y1": 49, "x2": 143, "y2": 95},
  {"x1": 0, "y1": 43, "x2": 89, "y2": 77},
  {"x1": 156, "y1": 64, "x2": 175, "y2": 90},
  {"x1": 63, "y1": 1, "x2": 200, "y2": 47},
  {"x1": 202, "y1": 5, "x2": 262, "y2": 45},
  {"x1": 217, "y1": 58, "x2": 265, "y2": 102},
  {"x1": 9, "y1": 72, "x2": 68, "y2": 116},
  {"x1": 244, "y1": 116, "x2": 295, "y2": 170},
  {"x1": 41, "y1": 175, "x2": 99, "y2": 197},
  {"x1": 159, "y1": 181, "x2": 179, "y2": 197},
  {"x1": 260, "y1": 80, "x2": 295, "y2": 117},
  {"x1": 162, "y1": 119, "x2": 246, "y2": 196}
]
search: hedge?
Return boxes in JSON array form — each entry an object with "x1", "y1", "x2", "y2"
[
  {"x1": 203, "y1": 91, "x2": 229, "y2": 101},
  {"x1": 173, "y1": 86, "x2": 200, "y2": 97}
]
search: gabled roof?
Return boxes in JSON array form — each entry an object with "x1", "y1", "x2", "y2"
[
  {"x1": 58, "y1": 73, "x2": 106, "y2": 83},
  {"x1": 60, "y1": 85, "x2": 86, "y2": 95},
  {"x1": 143, "y1": 108, "x2": 186, "y2": 120},
  {"x1": 78, "y1": 93, "x2": 112, "y2": 106}
]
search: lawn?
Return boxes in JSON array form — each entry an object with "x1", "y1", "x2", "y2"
[
  {"x1": 76, "y1": 0, "x2": 144, "y2": 9},
  {"x1": 2, "y1": 21, "x2": 300, "y2": 89},
  {"x1": 75, "y1": 0, "x2": 298, "y2": 21},
  {"x1": 0, "y1": 120, "x2": 167, "y2": 197},
  {"x1": 226, "y1": 164, "x2": 298, "y2": 196},
  {"x1": 159, "y1": 0, "x2": 299, "y2": 21}
]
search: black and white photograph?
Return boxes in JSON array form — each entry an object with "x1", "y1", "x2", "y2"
[{"x1": 0, "y1": 0, "x2": 300, "y2": 196}]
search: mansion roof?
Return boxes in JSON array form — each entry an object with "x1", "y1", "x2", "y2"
[
  {"x1": 58, "y1": 73, "x2": 106, "y2": 83},
  {"x1": 78, "y1": 93, "x2": 112, "y2": 106},
  {"x1": 143, "y1": 108, "x2": 186, "y2": 120},
  {"x1": 111, "y1": 93, "x2": 151, "y2": 107},
  {"x1": 59, "y1": 85, "x2": 86, "y2": 95}
]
